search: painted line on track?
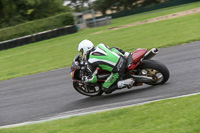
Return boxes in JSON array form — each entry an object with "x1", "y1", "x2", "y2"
[{"x1": 1, "y1": 92, "x2": 200, "y2": 129}]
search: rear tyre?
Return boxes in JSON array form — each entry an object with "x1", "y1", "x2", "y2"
[
  {"x1": 73, "y1": 81, "x2": 103, "y2": 97},
  {"x1": 139, "y1": 60, "x2": 170, "y2": 85}
]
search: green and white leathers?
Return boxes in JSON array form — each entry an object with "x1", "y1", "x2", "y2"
[{"x1": 87, "y1": 43, "x2": 123, "y2": 89}]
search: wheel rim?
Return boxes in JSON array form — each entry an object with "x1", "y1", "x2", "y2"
[
  {"x1": 75, "y1": 82, "x2": 101, "y2": 96},
  {"x1": 141, "y1": 68, "x2": 164, "y2": 84}
]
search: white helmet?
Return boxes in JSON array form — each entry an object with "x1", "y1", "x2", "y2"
[{"x1": 78, "y1": 39, "x2": 94, "y2": 58}]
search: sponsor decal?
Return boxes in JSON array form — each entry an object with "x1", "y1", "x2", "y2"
[
  {"x1": 70, "y1": 70, "x2": 73, "y2": 78},
  {"x1": 110, "y1": 76, "x2": 115, "y2": 83}
]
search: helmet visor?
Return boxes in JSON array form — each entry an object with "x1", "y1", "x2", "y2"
[{"x1": 79, "y1": 48, "x2": 83, "y2": 57}]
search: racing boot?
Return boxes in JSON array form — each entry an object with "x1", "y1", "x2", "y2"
[
  {"x1": 117, "y1": 78, "x2": 134, "y2": 89},
  {"x1": 104, "y1": 84, "x2": 118, "y2": 94}
]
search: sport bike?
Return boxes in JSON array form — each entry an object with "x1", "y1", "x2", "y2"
[{"x1": 70, "y1": 48, "x2": 170, "y2": 96}]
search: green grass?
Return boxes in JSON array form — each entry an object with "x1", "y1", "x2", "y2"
[
  {"x1": 110, "y1": 1, "x2": 200, "y2": 26},
  {"x1": 0, "y1": 2, "x2": 200, "y2": 81},
  {"x1": 81, "y1": 1, "x2": 200, "y2": 33},
  {"x1": 1, "y1": 94, "x2": 200, "y2": 133}
]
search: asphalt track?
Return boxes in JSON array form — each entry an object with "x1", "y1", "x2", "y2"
[{"x1": 0, "y1": 41, "x2": 200, "y2": 127}]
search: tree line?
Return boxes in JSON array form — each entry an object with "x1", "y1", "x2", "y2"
[
  {"x1": 70, "y1": 0, "x2": 169, "y2": 15},
  {"x1": 0, "y1": 0, "x2": 71, "y2": 28},
  {"x1": 0, "y1": 0, "x2": 168, "y2": 29}
]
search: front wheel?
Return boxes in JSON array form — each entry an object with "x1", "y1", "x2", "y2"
[
  {"x1": 139, "y1": 60, "x2": 170, "y2": 85},
  {"x1": 73, "y1": 81, "x2": 103, "y2": 97}
]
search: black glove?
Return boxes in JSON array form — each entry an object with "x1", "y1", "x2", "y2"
[{"x1": 82, "y1": 76, "x2": 89, "y2": 82}]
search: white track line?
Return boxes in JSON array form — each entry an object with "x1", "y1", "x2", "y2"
[{"x1": 0, "y1": 92, "x2": 200, "y2": 129}]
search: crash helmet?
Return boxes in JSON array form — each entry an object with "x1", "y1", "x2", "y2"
[{"x1": 78, "y1": 39, "x2": 94, "y2": 58}]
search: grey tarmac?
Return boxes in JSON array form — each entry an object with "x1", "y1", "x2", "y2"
[{"x1": 0, "y1": 41, "x2": 200, "y2": 126}]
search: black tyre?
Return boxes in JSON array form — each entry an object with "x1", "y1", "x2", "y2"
[
  {"x1": 73, "y1": 81, "x2": 103, "y2": 97},
  {"x1": 139, "y1": 60, "x2": 170, "y2": 85}
]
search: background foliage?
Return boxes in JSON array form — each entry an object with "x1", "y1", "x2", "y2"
[
  {"x1": 91, "y1": 0, "x2": 169, "y2": 15},
  {"x1": 0, "y1": 0, "x2": 71, "y2": 28},
  {"x1": 0, "y1": 12, "x2": 74, "y2": 42}
]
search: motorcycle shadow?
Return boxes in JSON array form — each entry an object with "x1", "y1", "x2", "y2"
[{"x1": 83, "y1": 83, "x2": 169, "y2": 101}]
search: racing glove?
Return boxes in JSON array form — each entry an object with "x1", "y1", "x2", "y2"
[{"x1": 82, "y1": 76, "x2": 89, "y2": 82}]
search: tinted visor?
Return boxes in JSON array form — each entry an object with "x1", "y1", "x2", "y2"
[{"x1": 79, "y1": 48, "x2": 83, "y2": 57}]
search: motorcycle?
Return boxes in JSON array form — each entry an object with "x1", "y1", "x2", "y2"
[{"x1": 70, "y1": 48, "x2": 170, "y2": 96}]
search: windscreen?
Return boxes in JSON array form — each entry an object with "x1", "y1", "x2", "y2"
[{"x1": 71, "y1": 54, "x2": 80, "y2": 70}]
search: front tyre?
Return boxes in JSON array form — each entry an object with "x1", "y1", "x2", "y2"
[
  {"x1": 73, "y1": 81, "x2": 103, "y2": 97},
  {"x1": 139, "y1": 60, "x2": 170, "y2": 85}
]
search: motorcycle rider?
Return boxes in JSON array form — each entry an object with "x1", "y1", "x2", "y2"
[{"x1": 78, "y1": 39, "x2": 134, "y2": 94}]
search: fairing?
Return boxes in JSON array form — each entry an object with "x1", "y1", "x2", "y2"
[
  {"x1": 132, "y1": 48, "x2": 147, "y2": 63},
  {"x1": 128, "y1": 48, "x2": 147, "y2": 70},
  {"x1": 70, "y1": 54, "x2": 81, "y2": 79}
]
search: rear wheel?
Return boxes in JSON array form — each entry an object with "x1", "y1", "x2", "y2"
[
  {"x1": 73, "y1": 81, "x2": 103, "y2": 97},
  {"x1": 139, "y1": 60, "x2": 170, "y2": 85}
]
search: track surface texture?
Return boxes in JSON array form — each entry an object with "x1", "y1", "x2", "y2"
[{"x1": 0, "y1": 41, "x2": 200, "y2": 126}]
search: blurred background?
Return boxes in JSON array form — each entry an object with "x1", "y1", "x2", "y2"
[{"x1": 0, "y1": 0, "x2": 199, "y2": 81}]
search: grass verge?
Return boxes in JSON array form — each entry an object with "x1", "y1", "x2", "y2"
[
  {"x1": 0, "y1": 2, "x2": 200, "y2": 81},
  {"x1": 1, "y1": 94, "x2": 200, "y2": 133},
  {"x1": 84, "y1": 1, "x2": 200, "y2": 34}
]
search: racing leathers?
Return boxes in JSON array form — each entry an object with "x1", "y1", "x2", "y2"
[{"x1": 83, "y1": 43, "x2": 127, "y2": 94}]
